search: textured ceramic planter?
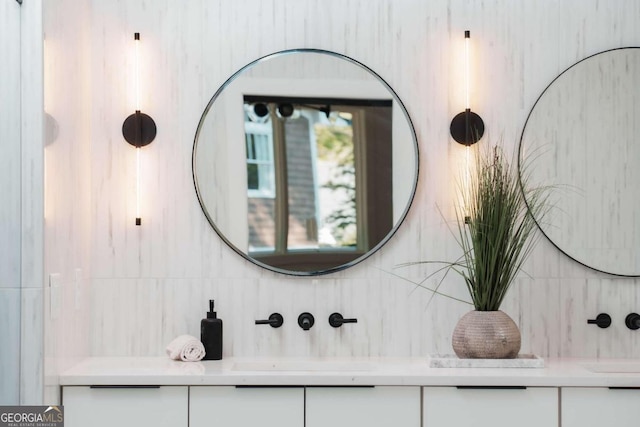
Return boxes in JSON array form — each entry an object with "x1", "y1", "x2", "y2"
[{"x1": 452, "y1": 310, "x2": 521, "y2": 359}]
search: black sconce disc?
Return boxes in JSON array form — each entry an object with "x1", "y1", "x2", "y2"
[
  {"x1": 122, "y1": 112, "x2": 157, "y2": 147},
  {"x1": 450, "y1": 110, "x2": 485, "y2": 145}
]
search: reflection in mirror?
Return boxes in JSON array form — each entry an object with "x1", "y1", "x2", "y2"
[
  {"x1": 243, "y1": 96, "x2": 392, "y2": 269},
  {"x1": 519, "y1": 47, "x2": 640, "y2": 276},
  {"x1": 193, "y1": 49, "x2": 418, "y2": 275}
]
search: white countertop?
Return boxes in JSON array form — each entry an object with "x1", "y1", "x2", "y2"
[{"x1": 59, "y1": 357, "x2": 640, "y2": 388}]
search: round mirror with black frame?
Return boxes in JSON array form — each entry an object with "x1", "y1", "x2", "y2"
[
  {"x1": 519, "y1": 47, "x2": 640, "y2": 277},
  {"x1": 193, "y1": 49, "x2": 419, "y2": 276}
]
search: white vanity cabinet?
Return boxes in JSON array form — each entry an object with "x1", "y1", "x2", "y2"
[
  {"x1": 189, "y1": 385, "x2": 420, "y2": 427},
  {"x1": 190, "y1": 386, "x2": 304, "y2": 427},
  {"x1": 62, "y1": 386, "x2": 188, "y2": 427},
  {"x1": 306, "y1": 386, "x2": 420, "y2": 427},
  {"x1": 58, "y1": 358, "x2": 640, "y2": 427},
  {"x1": 562, "y1": 387, "x2": 640, "y2": 427},
  {"x1": 422, "y1": 386, "x2": 558, "y2": 427}
]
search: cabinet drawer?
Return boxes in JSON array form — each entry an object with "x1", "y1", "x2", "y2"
[
  {"x1": 306, "y1": 386, "x2": 420, "y2": 427},
  {"x1": 423, "y1": 386, "x2": 558, "y2": 427},
  {"x1": 62, "y1": 386, "x2": 188, "y2": 427},
  {"x1": 562, "y1": 387, "x2": 640, "y2": 427},
  {"x1": 190, "y1": 386, "x2": 304, "y2": 427}
]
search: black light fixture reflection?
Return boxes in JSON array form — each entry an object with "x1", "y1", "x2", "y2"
[
  {"x1": 253, "y1": 101, "x2": 333, "y2": 121},
  {"x1": 122, "y1": 32, "x2": 157, "y2": 226},
  {"x1": 277, "y1": 103, "x2": 295, "y2": 118},
  {"x1": 450, "y1": 30, "x2": 484, "y2": 145},
  {"x1": 253, "y1": 103, "x2": 269, "y2": 118}
]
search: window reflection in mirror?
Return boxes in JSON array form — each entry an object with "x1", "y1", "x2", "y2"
[
  {"x1": 243, "y1": 96, "x2": 392, "y2": 271},
  {"x1": 245, "y1": 121, "x2": 275, "y2": 199}
]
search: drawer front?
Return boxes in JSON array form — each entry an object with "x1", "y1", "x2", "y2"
[
  {"x1": 306, "y1": 386, "x2": 420, "y2": 427},
  {"x1": 62, "y1": 386, "x2": 188, "y2": 427},
  {"x1": 562, "y1": 387, "x2": 640, "y2": 427},
  {"x1": 190, "y1": 386, "x2": 304, "y2": 427},
  {"x1": 423, "y1": 386, "x2": 558, "y2": 427}
]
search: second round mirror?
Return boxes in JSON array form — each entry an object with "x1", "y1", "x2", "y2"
[{"x1": 520, "y1": 47, "x2": 640, "y2": 276}]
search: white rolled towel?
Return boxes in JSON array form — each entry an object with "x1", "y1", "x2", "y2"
[{"x1": 166, "y1": 335, "x2": 206, "y2": 362}]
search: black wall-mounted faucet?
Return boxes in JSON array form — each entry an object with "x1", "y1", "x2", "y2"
[
  {"x1": 328, "y1": 313, "x2": 358, "y2": 328},
  {"x1": 298, "y1": 312, "x2": 315, "y2": 331},
  {"x1": 587, "y1": 313, "x2": 611, "y2": 329},
  {"x1": 625, "y1": 313, "x2": 640, "y2": 330},
  {"x1": 255, "y1": 313, "x2": 284, "y2": 328}
]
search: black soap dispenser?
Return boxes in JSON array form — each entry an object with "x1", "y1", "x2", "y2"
[{"x1": 201, "y1": 299, "x2": 223, "y2": 360}]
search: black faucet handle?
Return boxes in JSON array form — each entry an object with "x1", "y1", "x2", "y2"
[
  {"x1": 328, "y1": 312, "x2": 358, "y2": 328},
  {"x1": 587, "y1": 313, "x2": 611, "y2": 329},
  {"x1": 297, "y1": 312, "x2": 315, "y2": 331},
  {"x1": 255, "y1": 313, "x2": 284, "y2": 328},
  {"x1": 625, "y1": 313, "x2": 640, "y2": 330}
]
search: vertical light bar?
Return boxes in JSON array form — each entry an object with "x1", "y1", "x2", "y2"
[
  {"x1": 450, "y1": 29, "x2": 483, "y2": 145},
  {"x1": 134, "y1": 32, "x2": 141, "y2": 226},
  {"x1": 123, "y1": 31, "x2": 156, "y2": 227},
  {"x1": 465, "y1": 30, "x2": 470, "y2": 110},
  {"x1": 134, "y1": 32, "x2": 140, "y2": 112},
  {"x1": 136, "y1": 146, "x2": 141, "y2": 225},
  {"x1": 464, "y1": 30, "x2": 471, "y2": 223},
  {"x1": 464, "y1": 143, "x2": 471, "y2": 224}
]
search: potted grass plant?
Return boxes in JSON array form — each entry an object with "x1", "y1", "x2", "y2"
[
  {"x1": 391, "y1": 143, "x2": 552, "y2": 358},
  {"x1": 447, "y1": 143, "x2": 551, "y2": 358}
]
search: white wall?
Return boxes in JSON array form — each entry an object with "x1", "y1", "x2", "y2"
[
  {"x1": 42, "y1": 0, "x2": 93, "y2": 405},
  {"x1": 20, "y1": 0, "x2": 46, "y2": 404},
  {"x1": 38, "y1": 0, "x2": 640, "y2": 374},
  {"x1": 0, "y1": 0, "x2": 47, "y2": 405},
  {"x1": 0, "y1": 0, "x2": 24, "y2": 405}
]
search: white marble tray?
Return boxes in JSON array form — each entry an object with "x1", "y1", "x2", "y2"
[{"x1": 428, "y1": 354, "x2": 544, "y2": 368}]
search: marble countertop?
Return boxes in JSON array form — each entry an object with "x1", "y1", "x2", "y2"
[{"x1": 59, "y1": 357, "x2": 640, "y2": 387}]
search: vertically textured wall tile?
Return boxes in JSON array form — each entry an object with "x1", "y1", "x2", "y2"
[
  {"x1": 0, "y1": 289, "x2": 21, "y2": 404},
  {"x1": 70, "y1": 0, "x2": 640, "y2": 359},
  {"x1": 0, "y1": 0, "x2": 21, "y2": 289},
  {"x1": 42, "y1": 0, "x2": 93, "y2": 405},
  {"x1": 21, "y1": 288, "x2": 43, "y2": 404},
  {"x1": 560, "y1": 278, "x2": 640, "y2": 358},
  {"x1": 21, "y1": 0, "x2": 44, "y2": 291}
]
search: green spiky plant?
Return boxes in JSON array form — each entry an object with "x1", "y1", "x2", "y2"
[
  {"x1": 454, "y1": 144, "x2": 551, "y2": 311},
  {"x1": 392, "y1": 142, "x2": 552, "y2": 311}
]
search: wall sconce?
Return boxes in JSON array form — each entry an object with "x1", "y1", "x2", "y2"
[
  {"x1": 450, "y1": 30, "x2": 484, "y2": 145},
  {"x1": 122, "y1": 32, "x2": 156, "y2": 226}
]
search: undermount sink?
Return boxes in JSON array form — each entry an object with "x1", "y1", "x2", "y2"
[
  {"x1": 583, "y1": 362, "x2": 640, "y2": 374},
  {"x1": 231, "y1": 360, "x2": 375, "y2": 372}
]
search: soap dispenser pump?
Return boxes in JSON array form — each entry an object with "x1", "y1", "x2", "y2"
[{"x1": 201, "y1": 299, "x2": 223, "y2": 360}]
